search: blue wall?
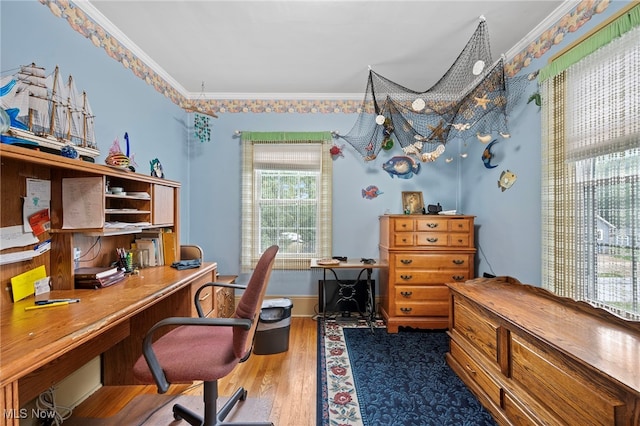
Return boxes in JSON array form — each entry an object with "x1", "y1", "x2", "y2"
[{"x1": 2, "y1": 0, "x2": 633, "y2": 297}]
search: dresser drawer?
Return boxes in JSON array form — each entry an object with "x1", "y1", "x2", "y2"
[
  {"x1": 415, "y1": 217, "x2": 449, "y2": 231},
  {"x1": 452, "y1": 298, "x2": 499, "y2": 364},
  {"x1": 393, "y1": 218, "x2": 415, "y2": 231},
  {"x1": 450, "y1": 339, "x2": 501, "y2": 407},
  {"x1": 510, "y1": 334, "x2": 625, "y2": 425},
  {"x1": 394, "y1": 270, "x2": 469, "y2": 285},
  {"x1": 416, "y1": 217, "x2": 472, "y2": 233},
  {"x1": 415, "y1": 232, "x2": 450, "y2": 247},
  {"x1": 395, "y1": 285, "x2": 449, "y2": 301},
  {"x1": 394, "y1": 300, "x2": 449, "y2": 316},
  {"x1": 394, "y1": 253, "x2": 472, "y2": 269},
  {"x1": 394, "y1": 232, "x2": 416, "y2": 246}
]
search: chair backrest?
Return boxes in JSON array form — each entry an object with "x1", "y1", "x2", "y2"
[
  {"x1": 180, "y1": 244, "x2": 203, "y2": 261},
  {"x1": 233, "y1": 245, "x2": 279, "y2": 359}
]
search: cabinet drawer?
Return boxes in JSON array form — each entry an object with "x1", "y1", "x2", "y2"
[
  {"x1": 394, "y1": 253, "x2": 472, "y2": 269},
  {"x1": 393, "y1": 218, "x2": 415, "y2": 231},
  {"x1": 452, "y1": 298, "x2": 499, "y2": 364},
  {"x1": 450, "y1": 339, "x2": 501, "y2": 407},
  {"x1": 394, "y1": 270, "x2": 469, "y2": 285},
  {"x1": 394, "y1": 300, "x2": 448, "y2": 316},
  {"x1": 502, "y1": 391, "x2": 554, "y2": 426},
  {"x1": 511, "y1": 334, "x2": 625, "y2": 425},
  {"x1": 395, "y1": 285, "x2": 449, "y2": 301}
]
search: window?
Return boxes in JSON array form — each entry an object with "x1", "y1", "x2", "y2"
[
  {"x1": 540, "y1": 6, "x2": 640, "y2": 320},
  {"x1": 241, "y1": 132, "x2": 333, "y2": 271}
]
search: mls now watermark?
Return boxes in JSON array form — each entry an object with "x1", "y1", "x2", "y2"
[{"x1": 4, "y1": 408, "x2": 56, "y2": 420}]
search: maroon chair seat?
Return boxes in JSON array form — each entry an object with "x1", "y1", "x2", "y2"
[{"x1": 133, "y1": 245, "x2": 279, "y2": 426}]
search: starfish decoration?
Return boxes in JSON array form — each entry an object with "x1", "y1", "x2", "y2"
[
  {"x1": 474, "y1": 94, "x2": 491, "y2": 110},
  {"x1": 427, "y1": 120, "x2": 447, "y2": 142}
]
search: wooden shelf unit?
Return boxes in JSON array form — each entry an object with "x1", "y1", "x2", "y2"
[{"x1": 0, "y1": 144, "x2": 180, "y2": 301}]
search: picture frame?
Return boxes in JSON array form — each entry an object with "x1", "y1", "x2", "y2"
[{"x1": 402, "y1": 191, "x2": 424, "y2": 214}]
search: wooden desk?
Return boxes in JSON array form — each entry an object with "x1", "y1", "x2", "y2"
[{"x1": 0, "y1": 263, "x2": 217, "y2": 424}]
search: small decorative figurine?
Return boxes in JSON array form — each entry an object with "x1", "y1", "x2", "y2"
[{"x1": 150, "y1": 158, "x2": 164, "y2": 178}]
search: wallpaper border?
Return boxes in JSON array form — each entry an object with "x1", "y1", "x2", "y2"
[{"x1": 41, "y1": 0, "x2": 612, "y2": 115}]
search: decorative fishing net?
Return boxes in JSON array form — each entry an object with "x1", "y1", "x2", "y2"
[{"x1": 337, "y1": 18, "x2": 528, "y2": 162}]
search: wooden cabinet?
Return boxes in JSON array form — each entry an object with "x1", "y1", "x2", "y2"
[
  {"x1": 447, "y1": 276, "x2": 640, "y2": 426},
  {"x1": 379, "y1": 215, "x2": 475, "y2": 332}
]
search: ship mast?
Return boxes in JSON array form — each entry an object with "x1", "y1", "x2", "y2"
[{"x1": 48, "y1": 66, "x2": 60, "y2": 136}]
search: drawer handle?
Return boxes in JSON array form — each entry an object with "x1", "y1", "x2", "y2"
[
  {"x1": 426, "y1": 223, "x2": 438, "y2": 228},
  {"x1": 402, "y1": 238, "x2": 408, "y2": 243},
  {"x1": 199, "y1": 292, "x2": 211, "y2": 301},
  {"x1": 400, "y1": 259, "x2": 413, "y2": 265},
  {"x1": 400, "y1": 274, "x2": 413, "y2": 280},
  {"x1": 401, "y1": 223, "x2": 407, "y2": 228},
  {"x1": 452, "y1": 275, "x2": 465, "y2": 281},
  {"x1": 400, "y1": 307, "x2": 412, "y2": 313},
  {"x1": 465, "y1": 364, "x2": 477, "y2": 375},
  {"x1": 457, "y1": 239, "x2": 464, "y2": 243},
  {"x1": 426, "y1": 237, "x2": 438, "y2": 243},
  {"x1": 400, "y1": 291, "x2": 413, "y2": 298},
  {"x1": 452, "y1": 259, "x2": 465, "y2": 265}
]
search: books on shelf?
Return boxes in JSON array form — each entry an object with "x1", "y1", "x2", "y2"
[
  {"x1": 74, "y1": 266, "x2": 125, "y2": 289},
  {"x1": 74, "y1": 266, "x2": 119, "y2": 280},
  {"x1": 134, "y1": 229, "x2": 176, "y2": 267}
]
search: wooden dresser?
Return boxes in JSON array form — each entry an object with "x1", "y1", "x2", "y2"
[
  {"x1": 378, "y1": 214, "x2": 475, "y2": 333},
  {"x1": 447, "y1": 276, "x2": 640, "y2": 426}
]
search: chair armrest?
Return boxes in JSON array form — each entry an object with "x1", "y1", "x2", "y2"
[
  {"x1": 193, "y1": 282, "x2": 247, "y2": 317},
  {"x1": 141, "y1": 316, "x2": 253, "y2": 393}
]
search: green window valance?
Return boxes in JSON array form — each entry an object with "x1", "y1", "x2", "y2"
[
  {"x1": 539, "y1": 3, "x2": 640, "y2": 82},
  {"x1": 241, "y1": 131, "x2": 332, "y2": 143}
]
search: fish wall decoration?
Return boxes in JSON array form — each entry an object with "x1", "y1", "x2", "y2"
[
  {"x1": 498, "y1": 170, "x2": 517, "y2": 191},
  {"x1": 362, "y1": 185, "x2": 383, "y2": 199},
  {"x1": 382, "y1": 156, "x2": 420, "y2": 179}
]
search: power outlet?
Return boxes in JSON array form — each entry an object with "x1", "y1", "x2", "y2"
[{"x1": 74, "y1": 248, "x2": 81, "y2": 269}]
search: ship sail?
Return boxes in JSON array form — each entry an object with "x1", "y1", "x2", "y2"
[{"x1": 0, "y1": 63, "x2": 99, "y2": 159}]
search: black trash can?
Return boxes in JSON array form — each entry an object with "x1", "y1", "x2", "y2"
[{"x1": 253, "y1": 298, "x2": 293, "y2": 355}]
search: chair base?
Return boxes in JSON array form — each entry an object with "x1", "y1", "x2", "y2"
[{"x1": 172, "y1": 381, "x2": 273, "y2": 426}]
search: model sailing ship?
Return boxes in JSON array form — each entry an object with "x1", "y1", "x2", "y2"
[{"x1": 0, "y1": 63, "x2": 99, "y2": 160}]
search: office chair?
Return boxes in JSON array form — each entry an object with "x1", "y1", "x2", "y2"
[
  {"x1": 133, "y1": 245, "x2": 279, "y2": 426},
  {"x1": 180, "y1": 244, "x2": 204, "y2": 261}
]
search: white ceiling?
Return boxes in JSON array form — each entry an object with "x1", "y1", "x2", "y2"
[{"x1": 84, "y1": 1, "x2": 568, "y2": 99}]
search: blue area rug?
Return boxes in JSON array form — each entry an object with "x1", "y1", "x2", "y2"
[{"x1": 318, "y1": 320, "x2": 497, "y2": 426}]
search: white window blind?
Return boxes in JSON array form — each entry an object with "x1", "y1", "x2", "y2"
[
  {"x1": 541, "y1": 18, "x2": 640, "y2": 320},
  {"x1": 241, "y1": 132, "x2": 332, "y2": 271}
]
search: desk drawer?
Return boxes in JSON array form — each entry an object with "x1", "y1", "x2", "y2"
[{"x1": 190, "y1": 273, "x2": 215, "y2": 317}]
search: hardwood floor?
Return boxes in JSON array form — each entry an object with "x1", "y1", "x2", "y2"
[{"x1": 72, "y1": 317, "x2": 318, "y2": 425}]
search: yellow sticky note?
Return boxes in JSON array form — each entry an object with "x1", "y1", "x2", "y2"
[{"x1": 11, "y1": 266, "x2": 46, "y2": 302}]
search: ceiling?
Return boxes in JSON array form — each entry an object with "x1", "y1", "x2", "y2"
[{"x1": 84, "y1": 1, "x2": 567, "y2": 99}]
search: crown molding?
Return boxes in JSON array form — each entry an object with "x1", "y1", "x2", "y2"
[
  {"x1": 505, "y1": 0, "x2": 579, "y2": 60},
  {"x1": 74, "y1": 1, "x2": 190, "y2": 98}
]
